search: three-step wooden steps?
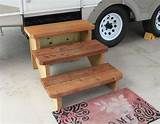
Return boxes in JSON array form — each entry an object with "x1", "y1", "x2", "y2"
[{"x1": 25, "y1": 20, "x2": 123, "y2": 111}]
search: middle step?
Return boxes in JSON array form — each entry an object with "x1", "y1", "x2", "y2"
[{"x1": 32, "y1": 40, "x2": 108, "y2": 65}]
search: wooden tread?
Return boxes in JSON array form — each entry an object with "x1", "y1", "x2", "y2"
[
  {"x1": 24, "y1": 20, "x2": 95, "y2": 38},
  {"x1": 41, "y1": 63, "x2": 123, "y2": 98},
  {"x1": 32, "y1": 40, "x2": 108, "y2": 65}
]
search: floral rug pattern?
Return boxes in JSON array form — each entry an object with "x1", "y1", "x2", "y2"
[
  {"x1": 53, "y1": 88, "x2": 160, "y2": 124},
  {"x1": 53, "y1": 102, "x2": 90, "y2": 124}
]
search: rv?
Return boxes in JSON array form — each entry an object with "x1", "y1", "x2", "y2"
[{"x1": 0, "y1": 0, "x2": 160, "y2": 47}]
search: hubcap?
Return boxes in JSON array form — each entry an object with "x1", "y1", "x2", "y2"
[
  {"x1": 105, "y1": 22, "x2": 113, "y2": 29},
  {"x1": 155, "y1": 10, "x2": 160, "y2": 30},
  {"x1": 99, "y1": 13, "x2": 123, "y2": 41}
]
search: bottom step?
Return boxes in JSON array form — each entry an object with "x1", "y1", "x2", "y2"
[{"x1": 41, "y1": 63, "x2": 123, "y2": 98}]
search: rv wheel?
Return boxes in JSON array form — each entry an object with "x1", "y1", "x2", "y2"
[
  {"x1": 94, "y1": 6, "x2": 128, "y2": 47},
  {"x1": 143, "y1": 6, "x2": 160, "y2": 37}
]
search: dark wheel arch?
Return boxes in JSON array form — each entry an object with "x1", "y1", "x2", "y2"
[{"x1": 143, "y1": 5, "x2": 160, "y2": 37}]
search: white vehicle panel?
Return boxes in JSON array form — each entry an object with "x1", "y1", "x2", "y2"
[
  {"x1": 24, "y1": 0, "x2": 81, "y2": 15},
  {"x1": 0, "y1": 1, "x2": 22, "y2": 26},
  {"x1": 81, "y1": 0, "x2": 101, "y2": 7},
  {"x1": 81, "y1": 0, "x2": 100, "y2": 19},
  {"x1": 0, "y1": 0, "x2": 20, "y2": 8},
  {"x1": 0, "y1": 14, "x2": 22, "y2": 26}
]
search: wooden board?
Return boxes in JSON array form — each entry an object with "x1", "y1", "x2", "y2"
[
  {"x1": 39, "y1": 32, "x2": 81, "y2": 48},
  {"x1": 144, "y1": 32, "x2": 157, "y2": 40},
  {"x1": 32, "y1": 40, "x2": 108, "y2": 65},
  {"x1": 35, "y1": 58, "x2": 50, "y2": 78},
  {"x1": 24, "y1": 20, "x2": 95, "y2": 39},
  {"x1": 41, "y1": 63, "x2": 123, "y2": 98}
]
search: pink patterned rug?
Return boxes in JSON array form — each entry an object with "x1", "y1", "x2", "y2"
[{"x1": 53, "y1": 88, "x2": 160, "y2": 124}]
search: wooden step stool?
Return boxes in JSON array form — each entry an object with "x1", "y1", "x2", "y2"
[{"x1": 24, "y1": 20, "x2": 123, "y2": 111}]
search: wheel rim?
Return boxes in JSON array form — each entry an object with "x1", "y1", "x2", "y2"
[
  {"x1": 99, "y1": 13, "x2": 123, "y2": 41},
  {"x1": 155, "y1": 10, "x2": 160, "y2": 30}
]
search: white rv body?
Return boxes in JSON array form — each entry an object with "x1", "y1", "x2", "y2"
[
  {"x1": 0, "y1": 0, "x2": 101, "y2": 27},
  {"x1": 1, "y1": 0, "x2": 160, "y2": 47},
  {"x1": 23, "y1": 0, "x2": 100, "y2": 17}
]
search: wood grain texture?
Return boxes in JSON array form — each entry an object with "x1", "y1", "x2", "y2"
[
  {"x1": 24, "y1": 20, "x2": 95, "y2": 39},
  {"x1": 80, "y1": 30, "x2": 92, "y2": 41},
  {"x1": 41, "y1": 63, "x2": 123, "y2": 98},
  {"x1": 35, "y1": 58, "x2": 50, "y2": 78},
  {"x1": 29, "y1": 38, "x2": 40, "y2": 69},
  {"x1": 39, "y1": 32, "x2": 81, "y2": 48},
  {"x1": 88, "y1": 53, "x2": 105, "y2": 66},
  {"x1": 32, "y1": 40, "x2": 108, "y2": 65},
  {"x1": 52, "y1": 97, "x2": 62, "y2": 111}
]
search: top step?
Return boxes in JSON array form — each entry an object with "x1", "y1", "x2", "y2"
[{"x1": 24, "y1": 20, "x2": 95, "y2": 39}]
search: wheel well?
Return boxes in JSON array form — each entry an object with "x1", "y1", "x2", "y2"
[
  {"x1": 153, "y1": 5, "x2": 160, "y2": 17},
  {"x1": 107, "y1": 4, "x2": 136, "y2": 22}
]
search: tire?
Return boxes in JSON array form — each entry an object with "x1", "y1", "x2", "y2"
[
  {"x1": 94, "y1": 6, "x2": 128, "y2": 47},
  {"x1": 143, "y1": 6, "x2": 160, "y2": 37}
]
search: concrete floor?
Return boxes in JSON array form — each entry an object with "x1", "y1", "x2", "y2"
[{"x1": 0, "y1": 22, "x2": 160, "y2": 124}]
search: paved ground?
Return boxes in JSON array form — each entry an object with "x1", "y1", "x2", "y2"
[{"x1": 0, "y1": 22, "x2": 160, "y2": 124}]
